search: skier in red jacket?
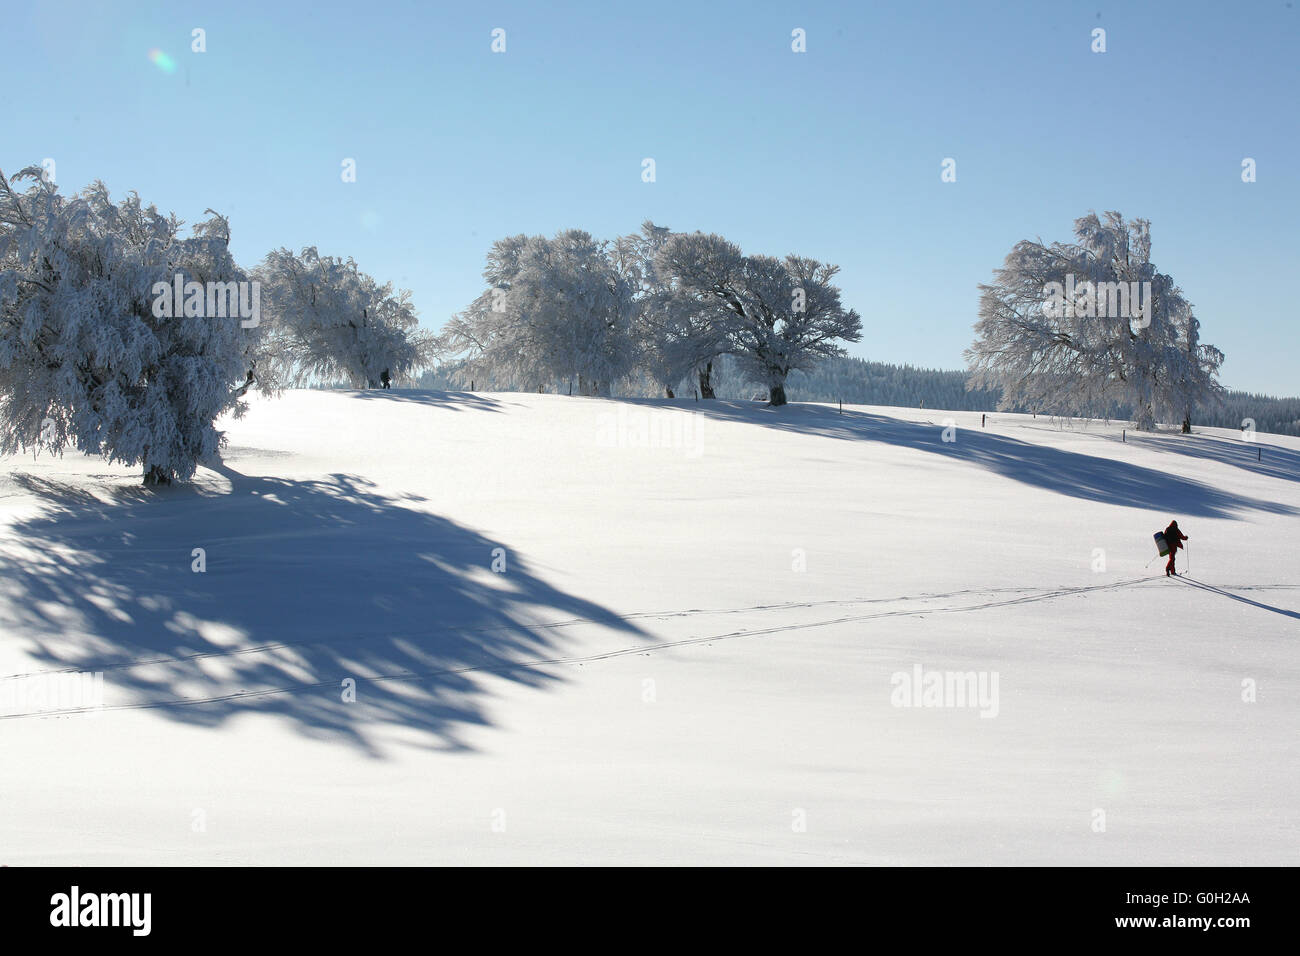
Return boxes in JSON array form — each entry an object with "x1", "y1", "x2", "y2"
[{"x1": 1165, "y1": 520, "x2": 1188, "y2": 576}]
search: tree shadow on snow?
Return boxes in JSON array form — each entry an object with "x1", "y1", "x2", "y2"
[
  {"x1": 347, "y1": 389, "x2": 514, "y2": 412},
  {"x1": 686, "y1": 402, "x2": 1297, "y2": 520},
  {"x1": 0, "y1": 468, "x2": 645, "y2": 757},
  {"x1": 1121, "y1": 432, "x2": 1300, "y2": 487}
]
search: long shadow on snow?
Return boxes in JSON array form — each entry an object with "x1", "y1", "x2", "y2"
[
  {"x1": 1177, "y1": 577, "x2": 1300, "y2": 621},
  {"x1": 347, "y1": 388, "x2": 512, "y2": 412},
  {"x1": 1122, "y1": 432, "x2": 1300, "y2": 487},
  {"x1": 686, "y1": 402, "x2": 1297, "y2": 520},
  {"x1": 0, "y1": 468, "x2": 645, "y2": 756}
]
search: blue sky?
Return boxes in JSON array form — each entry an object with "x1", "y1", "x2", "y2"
[{"x1": 4, "y1": 0, "x2": 1297, "y2": 394}]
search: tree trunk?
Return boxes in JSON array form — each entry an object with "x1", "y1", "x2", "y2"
[
  {"x1": 769, "y1": 383, "x2": 788, "y2": 407},
  {"x1": 698, "y1": 361, "x2": 716, "y2": 399},
  {"x1": 1134, "y1": 286, "x2": 1157, "y2": 431},
  {"x1": 1182, "y1": 414, "x2": 1191, "y2": 434},
  {"x1": 144, "y1": 464, "x2": 172, "y2": 486},
  {"x1": 665, "y1": 387, "x2": 674, "y2": 399}
]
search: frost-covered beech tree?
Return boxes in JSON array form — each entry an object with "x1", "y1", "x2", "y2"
[
  {"x1": 966, "y1": 212, "x2": 1223, "y2": 430},
  {"x1": 0, "y1": 166, "x2": 264, "y2": 485},
  {"x1": 615, "y1": 222, "x2": 730, "y2": 399},
  {"x1": 255, "y1": 248, "x2": 433, "y2": 388},
  {"x1": 1169, "y1": 307, "x2": 1223, "y2": 434},
  {"x1": 441, "y1": 230, "x2": 637, "y2": 395},
  {"x1": 655, "y1": 233, "x2": 863, "y2": 406}
]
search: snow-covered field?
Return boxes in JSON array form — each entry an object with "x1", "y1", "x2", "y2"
[{"x1": 1, "y1": 390, "x2": 1296, "y2": 865}]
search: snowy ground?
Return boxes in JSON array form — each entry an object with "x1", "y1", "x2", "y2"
[{"x1": 1, "y1": 390, "x2": 1296, "y2": 865}]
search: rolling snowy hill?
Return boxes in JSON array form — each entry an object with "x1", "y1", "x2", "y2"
[{"x1": 1, "y1": 390, "x2": 1296, "y2": 864}]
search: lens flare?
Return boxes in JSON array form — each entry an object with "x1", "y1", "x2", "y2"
[
  {"x1": 148, "y1": 48, "x2": 176, "y2": 74},
  {"x1": 1100, "y1": 768, "x2": 1126, "y2": 796}
]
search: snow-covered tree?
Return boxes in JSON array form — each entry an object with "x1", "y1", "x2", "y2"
[
  {"x1": 0, "y1": 166, "x2": 263, "y2": 484},
  {"x1": 441, "y1": 230, "x2": 638, "y2": 396},
  {"x1": 615, "y1": 222, "x2": 730, "y2": 399},
  {"x1": 656, "y1": 233, "x2": 863, "y2": 406},
  {"x1": 434, "y1": 235, "x2": 528, "y2": 388},
  {"x1": 1168, "y1": 305, "x2": 1225, "y2": 433},
  {"x1": 966, "y1": 212, "x2": 1223, "y2": 429},
  {"x1": 255, "y1": 247, "x2": 433, "y2": 388}
]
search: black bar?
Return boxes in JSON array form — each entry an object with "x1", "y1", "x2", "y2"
[{"x1": 0, "y1": 866, "x2": 1286, "y2": 944}]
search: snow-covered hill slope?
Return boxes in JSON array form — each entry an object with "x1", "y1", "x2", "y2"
[{"x1": 2, "y1": 390, "x2": 1296, "y2": 864}]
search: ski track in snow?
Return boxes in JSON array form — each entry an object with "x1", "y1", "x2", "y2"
[
  {"x1": 0, "y1": 576, "x2": 1175, "y2": 719},
  {"x1": 0, "y1": 580, "x2": 1140, "y2": 684},
  {"x1": 6, "y1": 576, "x2": 1293, "y2": 690}
]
